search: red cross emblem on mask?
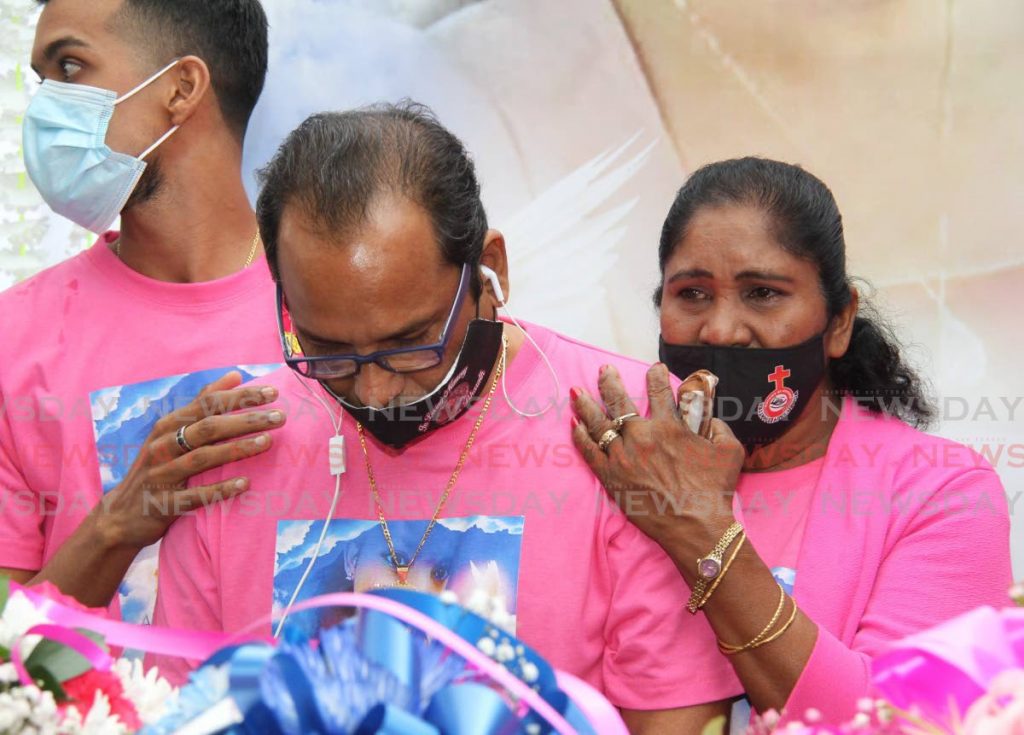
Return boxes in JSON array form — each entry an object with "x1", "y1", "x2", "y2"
[{"x1": 757, "y1": 364, "x2": 799, "y2": 423}]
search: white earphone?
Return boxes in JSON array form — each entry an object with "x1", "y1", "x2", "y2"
[
  {"x1": 274, "y1": 373, "x2": 346, "y2": 638},
  {"x1": 477, "y1": 263, "x2": 561, "y2": 418},
  {"x1": 478, "y1": 264, "x2": 506, "y2": 306}
]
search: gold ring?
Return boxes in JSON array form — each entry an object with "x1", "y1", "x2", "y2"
[
  {"x1": 598, "y1": 428, "x2": 621, "y2": 453},
  {"x1": 612, "y1": 412, "x2": 640, "y2": 430}
]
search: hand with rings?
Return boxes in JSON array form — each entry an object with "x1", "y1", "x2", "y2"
[
  {"x1": 569, "y1": 363, "x2": 744, "y2": 548},
  {"x1": 596, "y1": 412, "x2": 640, "y2": 452},
  {"x1": 96, "y1": 371, "x2": 287, "y2": 551}
]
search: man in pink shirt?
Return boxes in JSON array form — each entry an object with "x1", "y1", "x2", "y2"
[
  {"x1": 153, "y1": 103, "x2": 741, "y2": 731},
  {"x1": 0, "y1": 0, "x2": 286, "y2": 623}
]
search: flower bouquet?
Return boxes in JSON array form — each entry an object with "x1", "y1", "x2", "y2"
[
  {"x1": 143, "y1": 588, "x2": 624, "y2": 735},
  {"x1": 0, "y1": 576, "x2": 625, "y2": 734},
  {"x1": 0, "y1": 577, "x2": 175, "y2": 734}
]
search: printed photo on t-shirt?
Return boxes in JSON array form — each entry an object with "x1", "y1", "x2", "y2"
[
  {"x1": 89, "y1": 363, "x2": 281, "y2": 628},
  {"x1": 273, "y1": 516, "x2": 525, "y2": 638},
  {"x1": 772, "y1": 566, "x2": 796, "y2": 595}
]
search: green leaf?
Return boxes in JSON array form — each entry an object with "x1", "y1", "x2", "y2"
[
  {"x1": 701, "y1": 714, "x2": 727, "y2": 735},
  {"x1": 24, "y1": 629, "x2": 109, "y2": 684},
  {"x1": 0, "y1": 645, "x2": 9, "y2": 662},
  {"x1": 26, "y1": 663, "x2": 69, "y2": 702},
  {"x1": 0, "y1": 575, "x2": 9, "y2": 617}
]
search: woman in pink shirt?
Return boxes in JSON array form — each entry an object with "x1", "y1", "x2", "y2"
[{"x1": 570, "y1": 158, "x2": 1012, "y2": 724}]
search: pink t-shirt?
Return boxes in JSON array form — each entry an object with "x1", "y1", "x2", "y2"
[
  {"x1": 729, "y1": 456, "x2": 825, "y2": 731},
  {"x1": 734, "y1": 400, "x2": 1011, "y2": 724},
  {"x1": 734, "y1": 456, "x2": 826, "y2": 594},
  {"x1": 0, "y1": 232, "x2": 283, "y2": 623},
  {"x1": 152, "y1": 322, "x2": 742, "y2": 709}
]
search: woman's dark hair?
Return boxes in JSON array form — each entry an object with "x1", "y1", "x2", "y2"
[
  {"x1": 256, "y1": 101, "x2": 487, "y2": 296},
  {"x1": 656, "y1": 157, "x2": 935, "y2": 428}
]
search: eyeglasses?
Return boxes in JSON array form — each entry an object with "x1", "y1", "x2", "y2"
[{"x1": 277, "y1": 264, "x2": 471, "y2": 380}]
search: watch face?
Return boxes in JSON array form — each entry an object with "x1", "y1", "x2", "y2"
[{"x1": 698, "y1": 557, "x2": 721, "y2": 580}]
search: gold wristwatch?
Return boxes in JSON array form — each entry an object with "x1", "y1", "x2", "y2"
[{"x1": 687, "y1": 521, "x2": 743, "y2": 613}]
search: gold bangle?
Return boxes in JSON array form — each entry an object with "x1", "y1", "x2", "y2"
[
  {"x1": 695, "y1": 532, "x2": 746, "y2": 610},
  {"x1": 719, "y1": 588, "x2": 798, "y2": 655},
  {"x1": 749, "y1": 594, "x2": 799, "y2": 650},
  {"x1": 717, "y1": 582, "x2": 787, "y2": 654}
]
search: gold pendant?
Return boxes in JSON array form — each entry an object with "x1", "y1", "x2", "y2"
[{"x1": 395, "y1": 565, "x2": 410, "y2": 585}]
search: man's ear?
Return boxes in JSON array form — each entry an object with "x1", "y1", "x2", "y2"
[
  {"x1": 826, "y1": 286, "x2": 859, "y2": 359},
  {"x1": 478, "y1": 230, "x2": 510, "y2": 309},
  {"x1": 166, "y1": 55, "x2": 212, "y2": 127}
]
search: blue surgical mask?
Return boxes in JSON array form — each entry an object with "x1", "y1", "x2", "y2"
[{"x1": 22, "y1": 59, "x2": 181, "y2": 234}]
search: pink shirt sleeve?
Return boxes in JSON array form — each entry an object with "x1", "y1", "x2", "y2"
[
  {"x1": 0, "y1": 385, "x2": 44, "y2": 571},
  {"x1": 150, "y1": 507, "x2": 222, "y2": 686},
  {"x1": 601, "y1": 514, "x2": 742, "y2": 709},
  {"x1": 784, "y1": 466, "x2": 1012, "y2": 723}
]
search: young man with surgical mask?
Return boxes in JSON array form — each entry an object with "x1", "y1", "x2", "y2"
[
  {"x1": 0, "y1": 0, "x2": 287, "y2": 618},
  {"x1": 152, "y1": 103, "x2": 741, "y2": 731}
]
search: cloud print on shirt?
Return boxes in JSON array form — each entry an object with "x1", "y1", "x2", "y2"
[{"x1": 87, "y1": 362, "x2": 283, "y2": 635}]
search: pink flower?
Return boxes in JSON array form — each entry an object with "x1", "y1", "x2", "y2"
[
  {"x1": 62, "y1": 669, "x2": 142, "y2": 730},
  {"x1": 960, "y1": 670, "x2": 1024, "y2": 735}
]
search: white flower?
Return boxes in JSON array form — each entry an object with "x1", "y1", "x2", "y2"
[
  {"x1": 0, "y1": 591, "x2": 51, "y2": 658},
  {"x1": 850, "y1": 712, "x2": 872, "y2": 729},
  {"x1": 59, "y1": 692, "x2": 129, "y2": 735},
  {"x1": 0, "y1": 685, "x2": 61, "y2": 735},
  {"x1": 111, "y1": 658, "x2": 177, "y2": 725}
]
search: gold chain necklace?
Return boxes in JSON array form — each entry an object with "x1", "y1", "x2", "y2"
[
  {"x1": 114, "y1": 230, "x2": 261, "y2": 268},
  {"x1": 356, "y1": 337, "x2": 507, "y2": 586}
]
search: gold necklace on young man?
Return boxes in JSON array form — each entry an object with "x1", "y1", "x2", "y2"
[
  {"x1": 356, "y1": 337, "x2": 508, "y2": 586},
  {"x1": 114, "y1": 229, "x2": 261, "y2": 268}
]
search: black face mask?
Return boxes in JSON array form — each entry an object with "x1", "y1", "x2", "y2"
[
  {"x1": 323, "y1": 318, "x2": 505, "y2": 450},
  {"x1": 659, "y1": 332, "x2": 827, "y2": 450}
]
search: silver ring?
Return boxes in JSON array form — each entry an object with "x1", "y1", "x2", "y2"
[
  {"x1": 611, "y1": 412, "x2": 640, "y2": 430},
  {"x1": 597, "y1": 428, "x2": 621, "y2": 453},
  {"x1": 176, "y1": 424, "x2": 196, "y2": 454}
]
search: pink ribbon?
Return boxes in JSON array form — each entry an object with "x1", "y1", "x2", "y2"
[
  {"x1": 12, "y1": 623, "x2": 113, "y2": 688},
  {"x1": 556, "y1": 670, "x2": 630, "y2": 735},
  {"x1": 12, "y1": 583, "x2": 264, "y2": 661}
]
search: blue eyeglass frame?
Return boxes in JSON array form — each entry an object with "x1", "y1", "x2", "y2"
[{"x1": 276, "y1": 263, "x2": 472, "y2": 379}]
